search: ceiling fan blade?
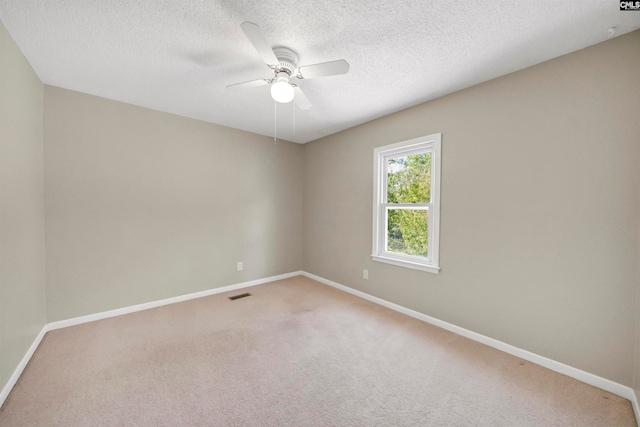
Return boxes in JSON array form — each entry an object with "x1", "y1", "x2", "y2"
[
  {"x1": 294, "y1": 86, "x2": 312, "y2": 110},
  {"x1": 240, "y1": 21, "x2": 279, "y2": 67},
  {"x1": 226, "y1": 78, "x2": 269, "y2": 89},
  {"x1": 298, "y1": 59, "x2": 350, "y2": 79}
]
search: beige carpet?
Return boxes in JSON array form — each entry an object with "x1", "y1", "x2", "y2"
[{"x1": 0, "y1": 276, "x2": 635, "y2": 426}]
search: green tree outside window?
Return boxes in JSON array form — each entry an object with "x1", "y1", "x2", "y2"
[{"x1": 386, "y1": 153, "x2": 431, "y2": 257}]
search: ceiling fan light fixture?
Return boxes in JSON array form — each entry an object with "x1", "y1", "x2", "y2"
[
  {"x1": 271, "y1": 72, "x2": 295, "y2": 103},
  {"x1": 231, "y1": 23, "x2": 349, "y2": 109}
]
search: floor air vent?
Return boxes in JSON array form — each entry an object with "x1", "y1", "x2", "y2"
[{"x1": 228, "y1": 292, "x2": 251, "y2": 301}]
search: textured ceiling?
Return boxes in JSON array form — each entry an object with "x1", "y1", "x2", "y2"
[{"x1": 1, "y1": 1, "x2": 639, "y2": 143}]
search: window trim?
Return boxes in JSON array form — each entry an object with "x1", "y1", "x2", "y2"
[{"x1": 371, "y1": 133, "x2": 441, "y2": 273}]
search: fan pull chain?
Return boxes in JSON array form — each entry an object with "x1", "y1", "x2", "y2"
[
  {"x1": 273, "y1": 100, "x2": 277, "y2": 143},
  {"x1": 293, "y1": 99, "x2": 296, "y2": 137}
]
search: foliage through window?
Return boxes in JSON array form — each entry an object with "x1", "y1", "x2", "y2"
[{"x1": 372, "y1": 134, "x2": 441, "y2": 273}]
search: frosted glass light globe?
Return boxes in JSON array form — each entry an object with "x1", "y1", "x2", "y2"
[{"x1": 271, "y1": 80, "x2": 295, "y2": 103}]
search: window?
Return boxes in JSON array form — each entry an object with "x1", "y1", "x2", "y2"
[{"x1": 372, "y1": 133, "x2": 441, "y2": 273}]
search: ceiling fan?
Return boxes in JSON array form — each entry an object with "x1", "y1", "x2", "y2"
[{"x1": 227, "y1": 21, "x2": 350, "y2": 110}]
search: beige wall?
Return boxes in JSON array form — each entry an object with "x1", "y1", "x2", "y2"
[
  {"x1": 303, "y1": 31, "x2": 640, "y2": 386},
  {"x1": 0, "y1": 22, "x2": 46, "y2": 390},
  {"x1": 44, "y1": 87, "x2": 303, "y2": 321}
]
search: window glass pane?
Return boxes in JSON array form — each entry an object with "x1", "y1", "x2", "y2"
[
  {"x1": 387, "y1": 152, "x2": 431, "y2": 203},
  {"x1": 387, "y1": 208, "x2": 428, "y2": 257}
]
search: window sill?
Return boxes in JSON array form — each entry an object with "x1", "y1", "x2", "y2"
[{"x1": 371, "y1": 254, "x2": 440, "y2": 274}]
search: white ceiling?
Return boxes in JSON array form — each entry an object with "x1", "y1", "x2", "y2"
[{"x1": 1, "y1": 1, "x2": 639, "y2": 143}]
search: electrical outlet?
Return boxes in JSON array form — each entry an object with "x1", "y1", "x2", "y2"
[
  {"x1": 237, "y1": 262, "x2": 243, "y2": 271},
  {"x1": 363, "y1": 269, "x2": 368, "y2": 280}
]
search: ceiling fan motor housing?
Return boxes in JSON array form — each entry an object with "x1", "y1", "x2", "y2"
[{"x1": 272, "y1": 47, "x2": 299, "y2": 75}]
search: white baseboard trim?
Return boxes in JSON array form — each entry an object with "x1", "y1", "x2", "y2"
[
  {"x1": 0, "y1": 326, "x2": 48, "y2": 409},
  {"x1": 0, "y1": 271, "x2": 302, "y2": 409},
  {"x1": 302, "y1": 271, "x2": 638, "y2": 409},
  {"x1": 47, "y1": 271, "x2": 303, "y2": 331},
  {"x1": 632, "y1": 390, "x2": 640, "y2": 427}
]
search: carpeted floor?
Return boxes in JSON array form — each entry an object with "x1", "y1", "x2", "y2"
[{"x1": 0, "y1": 275, "x2": 636, "y2": 426}]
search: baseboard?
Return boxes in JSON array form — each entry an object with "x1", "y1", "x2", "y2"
[
  {"x1": 47, "y1": 271, "x2": 303, "y2": 331},
  {"x1": 633, "y1": 389, "x2": 640, "y2": 427},
  {"x1": 0, "y1": 326, "x2": 48, "y2": 409},
  {"x1": 301, "y1": 271, "x2": 638, "y2": 408},
  {"x1": 0, "y1": 271, "x2": 302, "y2": 409}
]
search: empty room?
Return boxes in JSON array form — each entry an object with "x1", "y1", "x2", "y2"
[{"x1": 1, "y1": 1, "x2": 640, "y2": 426}]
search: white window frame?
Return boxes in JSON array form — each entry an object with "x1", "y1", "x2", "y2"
[{"x1": 372, "y1": 133, "x2": 441, "y2": 273}]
